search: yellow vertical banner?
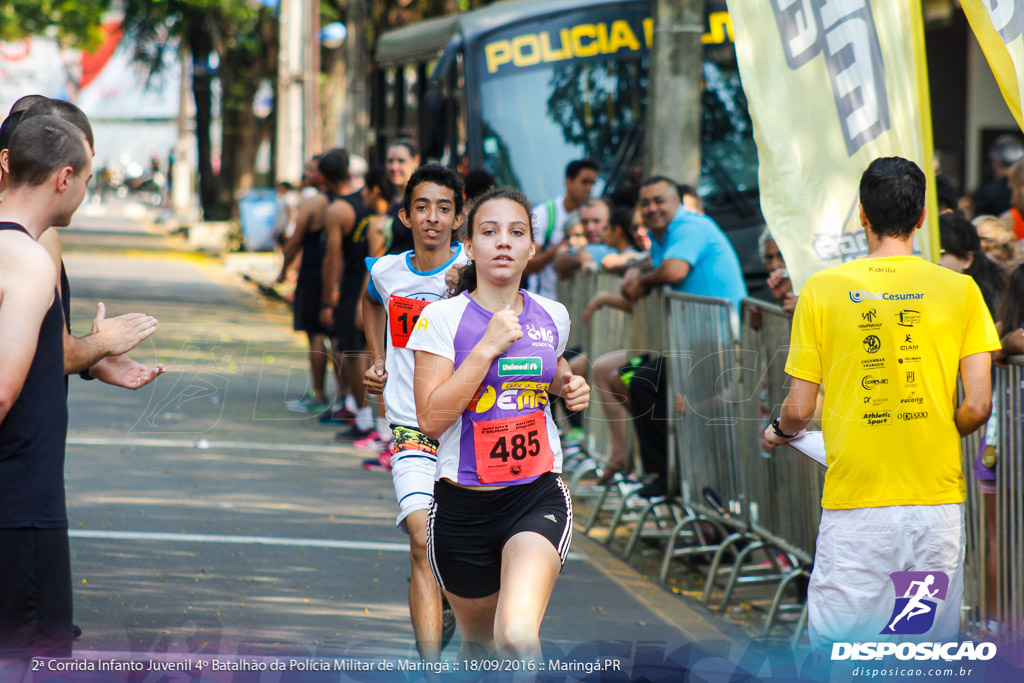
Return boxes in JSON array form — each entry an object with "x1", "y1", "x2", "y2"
[
  {"x1": 961, "y1": 0, "x2": 1024, "y2": 130},
  {"x1": 725, "y1": 0, "x2": 938, "y2": 291}
]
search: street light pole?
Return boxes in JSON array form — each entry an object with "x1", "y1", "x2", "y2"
[
  {"x1": 276, "y1": 0, "x2": 307, "y2": 183},
  {"x1": 644, "y1": 0, "x2": 703, "y2": 184},
  {"x1": 345, "y1": 0, "x2": 369, "y2": 158},
  {"x1": 172, "y1": 45, "x2": 196, "y2": 220},
  {"x1": 305, "y1": 0, "x2": 321, "y2": 157}
]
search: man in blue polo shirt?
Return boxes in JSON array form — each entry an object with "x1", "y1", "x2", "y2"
[
  {"x1": 617, "y1": 176, "x2": 746, "y2": 497},
  {"x1": 622, "y1": 176, "x2": 746, "y2": 309}
]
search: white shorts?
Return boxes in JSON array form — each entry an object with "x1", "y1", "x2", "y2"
[
  {"x1": 389, "y1": 426, "x2": 439, "y2": 532},
  {"x1": 808, "y1": 503, "x2": 965, "y2": 649}
]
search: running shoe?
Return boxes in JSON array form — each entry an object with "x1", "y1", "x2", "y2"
[
  {"x1": 285, "y1": 393, "x2": 329, "y2": 413},
  {"x1": 318, "y1": 406, "x2": 356, "y2": 424},
  {"x1": 335, "y1": 424, "x2": 375, "y2": 441},
  {"x1": 353, "y1": 431, "x2": 384, "y2": 450},
  {"x1": 361, "y1": 450, "x2": 392, "y2": 471}
]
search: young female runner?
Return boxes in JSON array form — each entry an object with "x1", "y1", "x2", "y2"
[{"x1": 407, "y1": 187, "x2": 590, "y2": 659}]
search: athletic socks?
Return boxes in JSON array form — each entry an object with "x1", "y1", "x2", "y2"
[{"x1": 355, "y1": 405, "x2": 374, "y2": 431}]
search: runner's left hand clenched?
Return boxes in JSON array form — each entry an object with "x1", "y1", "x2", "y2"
[{"x1": 562, "y1": 371, "x2": 589, "y2": 412}]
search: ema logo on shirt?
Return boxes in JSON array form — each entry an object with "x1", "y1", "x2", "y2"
[{"x1": 881, "y1": 571, "x2": 949, "y2": 635}]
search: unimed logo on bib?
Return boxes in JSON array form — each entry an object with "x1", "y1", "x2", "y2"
[{"x1": 881, "y1": 571, "x2": 949, "y2": 635}]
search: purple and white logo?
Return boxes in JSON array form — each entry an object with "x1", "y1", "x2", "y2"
[{"x1": 881, "y1": 571, "x2": 949, "y2": 635}]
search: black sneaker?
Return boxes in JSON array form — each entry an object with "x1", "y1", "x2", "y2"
[
  {"x1": 334, "y1": 425, "x2": 374, "y2": 441},
  {"x1": 440, "y1": 597, "x2": 456, "y2": 651},
  {"x1": 636, "y1": 475, "x2": 668, "y2": 499},
  {"x1": 72, "y1": 624, "x2": 82, "y2": 639}
]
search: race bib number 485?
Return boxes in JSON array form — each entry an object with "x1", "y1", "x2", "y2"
[
  {"x1": 473, "y1": 411, "x2": 553, "y2": 484},
  {"x1": 389, "y1": 295, "x2": 430, "y2": 348}
]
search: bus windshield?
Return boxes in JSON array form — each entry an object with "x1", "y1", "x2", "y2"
[{"x1": 477, "y1": 41, "x2": 758, "y2": 210}]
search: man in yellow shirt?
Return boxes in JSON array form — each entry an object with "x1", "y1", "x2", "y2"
[{"x1": 763, "y1": 157, "x2": 1000, "y2": 648}]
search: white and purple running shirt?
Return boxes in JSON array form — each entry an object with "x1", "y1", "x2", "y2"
[{"x1": 406, "y1": 290, "x2": 570, "y2": 486}]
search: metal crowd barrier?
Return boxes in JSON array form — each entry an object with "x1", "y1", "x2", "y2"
[
  {"x1": 994, "y1": 359, "x2": 1023, "y2": 636},
  {"x1": 557, "y1": 271, "x2": 1021, "y2": 641}
]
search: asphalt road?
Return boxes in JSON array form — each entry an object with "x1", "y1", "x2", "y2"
[{"x1": 36, "y1": 210, "x2": 758, "y2": 680}]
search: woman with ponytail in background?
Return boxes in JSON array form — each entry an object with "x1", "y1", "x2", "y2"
[{"x1": 407, "y1": 187, "x2": 590, "y2": 659}]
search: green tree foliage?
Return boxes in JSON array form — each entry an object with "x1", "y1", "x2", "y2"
[{"x1": 0, "y1": 0, "x2": 111, "y2": 49}]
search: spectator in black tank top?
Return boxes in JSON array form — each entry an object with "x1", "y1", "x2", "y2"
[
  {"x1": 385, "y1": 140, "x2": 420, "y2": 255},
  {"x1": 318, "y1": 148, "x2": 374, "y2": 434},
  {"x1": 0, "y1": 115, "x2": 92, "y2": 673},
  {"x1": 277, "y1": 154, "x2": 334, "y2": 412}
]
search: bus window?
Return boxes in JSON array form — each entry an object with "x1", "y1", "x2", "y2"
[
  {"x1": 403, "y1": 64, "x2": 420, "y2": 133},
  {"x1": 479, "y1": 57, "x2": 645, "y2": 203},
  {"x1": 384, "y1": 67, "x2": 399, "y2": 132}
]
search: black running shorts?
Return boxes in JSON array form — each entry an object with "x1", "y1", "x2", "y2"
[
  {"x1": 426, "y1": 472, "x2": 572, "y2": 599},
  {"x1": 0, "y1": 527, "x2": 73, "y2": 658}
]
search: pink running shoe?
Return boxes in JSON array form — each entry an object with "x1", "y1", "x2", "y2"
[
  {"x1": 354, "y1": 431, "x2": 383, "y2": 451},
  {"x1": 361, "y1": 448, "x2": 392, "y2": 471}
]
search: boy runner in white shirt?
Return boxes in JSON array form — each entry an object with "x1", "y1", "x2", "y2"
[{"x1": 361, "y1": 164, "x2": 468, "y2": 661}]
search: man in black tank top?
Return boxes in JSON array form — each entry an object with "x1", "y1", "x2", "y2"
[
  {"x1": 276, "y1": 155, "x2": 332, "y2": 412},
  {"x1": 0, "y1": 116, "x2": 92, "y2": 667},
  {"x1": 386, "y1": 201, "x2": 416, "y2": 255},
  {"x1": 7, "y1": 98, "x2": 164, "y2": 389},
  {"x1": 318, "y1": 149, "x2": 376, "y2": 435}
]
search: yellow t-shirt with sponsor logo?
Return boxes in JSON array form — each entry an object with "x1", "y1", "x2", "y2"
[{"x1": 785, "y1": 256, "x2": 1000, "y2": 509}]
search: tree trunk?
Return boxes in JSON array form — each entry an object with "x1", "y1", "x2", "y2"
[
  {"x1": 189, "y1": 25, "x2": 218, "y2": 219},
  {"x1": 214, "y1": 10, "x2": 277, "y2": 219}
]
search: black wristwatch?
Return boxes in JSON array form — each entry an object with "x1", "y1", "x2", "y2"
[
  {"x1": 79, "y1": 367, "x2": 96, "y2": 381},
  {"x1": 770, "y1": 417, "x2": 797, "y2": 439}
]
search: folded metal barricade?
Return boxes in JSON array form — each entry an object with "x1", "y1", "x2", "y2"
[
  {"x1": 716, "y1": 298, "x2": 822, "y2": 643},
  {"x1": 643, "y1": 290, "x2": 770, "y2": 581},
  {"x1": 993, "y1": 359, "x2": 1023, "y2": 638},
  {"x1": 554, "y1": 272, "x2": 650, "y2": 540},
  {"x1": 595, "y1": 287, "x2": 690, "y2": 555},
  {"x1": 561, "y1": 272, "x2": 633, "y2": 488},
  {"x1": 555, "y1": 273, "x2": 593, "y2": 476},
  {"x1": 656, "y1": 294, "x2": 797, "y2": 606},
  {"x1": 960, "y1": 384, "x2": 986, "y2": 638}
]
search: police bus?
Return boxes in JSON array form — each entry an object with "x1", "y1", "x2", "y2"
[{"x1": 372, "y1": 0, "x2": 765, "y2": 289}]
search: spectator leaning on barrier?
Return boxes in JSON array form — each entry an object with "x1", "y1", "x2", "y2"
[
  {"x1": 763, "y1": 156, "x2": 1001, "y2": 649},
  {"x1": 621, "y1": 176, "x2": 746, "y2": 309},
  {"x1": 939, "y1": 212, "x2": 1007, "y2": 317},
  {"x1": 759, "y1": 227, "x2": 797, "y2": 314},
  {"x1": 973, "y1": 214, "x2": 1017, "y2": 272},
  {"x1": 525, "y1": 159, "x2": 597, "y2": 299},
  {"x1": 553, "y1": 197, "x2": 613, "y2": 278},
  {"x1": 610, "y1": 177, "x2": 746, "y2": 498},
  {"x1": 974, "y1": 134, "x2": 1024, "y2": 218}
]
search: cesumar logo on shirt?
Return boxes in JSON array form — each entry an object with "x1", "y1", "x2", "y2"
[{"x1": 849, "y1": 290, "x2": 925, "y2": 303}]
